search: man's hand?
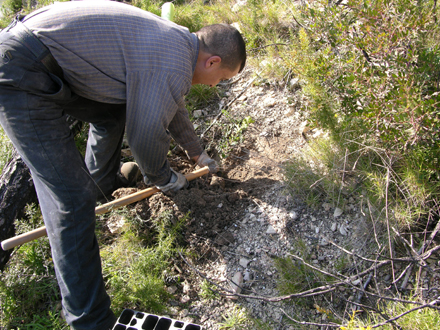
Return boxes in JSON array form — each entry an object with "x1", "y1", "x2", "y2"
[
  {"x1": 156, "y1": 168, "x2": 188, "y2": 193},
  {"x1": 194, "y1": 151, "x2": 218, "y2": 173}
]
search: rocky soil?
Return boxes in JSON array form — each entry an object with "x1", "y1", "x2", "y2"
[{"x1": 110, "y1": 68, "x2": 440, "y2": 329}]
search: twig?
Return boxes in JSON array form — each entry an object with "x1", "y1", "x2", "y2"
[
  {"x1": 371, "y1": 298, "x2": 440, "y2": 328},
  {"x1": 280, "y1": 309, "x2": 341, "y2": 328},
  {"x1": 419, "y1": 207, "x2": 440, "y2": 254},
  {"x1": 282, "y1": 0, "x2": 307, "y2": 29},
  {"x1": 329, "y1": 240, "x2": 378, "y2": 263},
  {"x1": 287, "y1": 253, "x2": 348, "y2": 281},
  {"x1": 391, "y1": 226, "x2": 426, "y2": 266},
  {"x1": 180, "y1": 251, "x2": 338, "y2": 301},
  {"x1": 395, "y1": 262, "x2": 413, "y2": 289}
]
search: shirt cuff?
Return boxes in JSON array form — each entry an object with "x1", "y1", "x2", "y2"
[{"x1": 181, "y1": 140, "x2": 204, "y2": 159}]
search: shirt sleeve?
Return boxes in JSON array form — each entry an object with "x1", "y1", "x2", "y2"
[
  {"x1": 125, "y1": 70, "x2": 202, "y2": 185},
  {"x1": 168, "y1": 105, "x2": 204, "y2": 160}
]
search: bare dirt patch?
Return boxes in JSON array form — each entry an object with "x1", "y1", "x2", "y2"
[{"x1": 109, "y1": 69, "x2": 440, "y2": 329}]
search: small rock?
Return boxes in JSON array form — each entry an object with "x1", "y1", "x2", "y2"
[
  {"x1": 322, "y1": 202, "x2": 331, "y2": 211},
  {"x1": 182, "y1": 281, "x2": 191, "y2": 294},
  {"x1": 331, "y1": 223, "x2": 337, "y2": 232},
  {"x1": 107, "y1": 214, "x2": 126, "y2": 234},
  {"x1": 263, "y1": 97, "x2": 277, "y2": 107},
  {"x1": 243, "y1": 270, "x2": 252, "y2": 281},
  {"x1": 229, "y1": 272, "x2": 243, "y2": 299},
  {"x1": 166, "y1": 286, "x2": 178, "y2": 294},
  {"x1": 290, "y1": 78, "x2": 300, "y2": 88},
  {"x1": 339, "y1": 225, "x2": 347, "y2": 236},
  {"x1": 239, "y1": 257, "x2": 250, "y2": 268},
  {"x1": 266, "y1": 225, "x2": 277, "y2": 234},
  {"x1": 319, "y1": 238, "x2": 329, "y2": 246},
  {"x1": 334, "y1": 207, "x2": 343, "y2": 218},
  {"x1": 210, "y1": 176, "x2": 225, "y2": 188},
  {"x1": 193, "y1": 110, "x2": 204, "y2": 118},
  {"x1": 289, "y1": 211, "x2": 298, "y2": 220}
]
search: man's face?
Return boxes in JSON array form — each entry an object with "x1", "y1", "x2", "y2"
[
  {"x1": 200, "y1": 65, "x2": 240, "y2": 88},
  {"x1": 192, "y1": 55, "x2": 240, "y2": 87}
]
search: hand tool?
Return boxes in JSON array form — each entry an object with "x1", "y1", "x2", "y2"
[{"x1": 1, "y1": 166, "x2": 209, "y2": 251}]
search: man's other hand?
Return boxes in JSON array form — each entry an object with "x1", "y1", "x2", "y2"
[
  {"x1": 194, "y1": 151, "x2": 218, "y2": 173},
  {"x1": 156, "y1": 168, "x2": 188, "y2": 192}
]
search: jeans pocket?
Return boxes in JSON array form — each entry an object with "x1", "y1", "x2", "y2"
[
  {"x1": 0, "y1": 47, "x2": 12, "y2": 64},
  {"x1": 20, "y1": 69, "x2": 73, "y2": 102}
]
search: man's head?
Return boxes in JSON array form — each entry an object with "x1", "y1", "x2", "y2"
[{"x1": 192, "y1": 24, "x2": 246, "y2": 87}]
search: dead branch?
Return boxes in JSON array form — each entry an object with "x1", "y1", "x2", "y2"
[
  {"x1": 329, "y1": 240, "x2": 378, "y2": 263},
  {"x1": 180, "y1": 251, "x2": 338, "y2": 301},
  {"x1": 371, "y1": 298, "x2": 440, "y2": 328},
  {"x1": 280, "y1": 308, "x2": 341, "y2": 328}
]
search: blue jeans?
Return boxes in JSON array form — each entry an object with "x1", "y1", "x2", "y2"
[{"x1": 0, "y1": 24, "x2": 124, "y2": 330}]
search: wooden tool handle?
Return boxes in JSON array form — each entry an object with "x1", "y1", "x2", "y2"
[
  {"x1": 1, "y1": 166, "x2": 210, "y2": 251},
  {"x1": 1, "y1": 227, "x2": 48, "y2": 251}
]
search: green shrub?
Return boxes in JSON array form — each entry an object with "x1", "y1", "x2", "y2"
[
  {"x1": 288, "y1": 0, "x2": 440, "y2": 180},
  {"x1": 101, "y1": 210, "x2": 186, "y2": 314}
]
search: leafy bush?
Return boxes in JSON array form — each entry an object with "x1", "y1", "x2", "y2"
[{"x1": 287, "y1": 0, "x2": 440, "y2": 181}]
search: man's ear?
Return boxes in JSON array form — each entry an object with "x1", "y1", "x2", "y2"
[{"x1": 205, "y1": 55, "x2": 222, "y2": 69}]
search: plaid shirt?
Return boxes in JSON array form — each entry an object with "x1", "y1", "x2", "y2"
[{"x1": 23, "y1": 0, "x2": 203, "y2": 185}]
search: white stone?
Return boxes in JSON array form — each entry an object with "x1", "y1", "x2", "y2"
[
  {"x1": 239, "y1": 257, "x2": 250, "y2": 268},
  {"x1": 229, "y1": 272, "x2": 244, "y2": 298},
  {"x1": 166, "y1": 286, "x2": 178, "y2": 294},
  {"x1": 331, "y1": 222, "x2": 337, "y2": 232},
  {"x1": 107, "y1": 215, "x2": 126, "y2": 234},
  {"x1": 263, "y1": 97, "x2": 277, "y2": 107},
  {"x1": 334, "y1": 207, "x2": 343, "y2": 217},
  {"x1": 289, "y1": 211, "x2": 298, "y2": 220},
  {"x1": 266, "y1": 225, "x2": 277, "y2": 234},
  {"x1": 290, "y1": 78, "x2": 300, "y2": 87},
  {"x1": 193, "y1": 110, "x2": 204, "y2": 118},
  {"x1": 339, "y1": 224, "x2": 347, "y2": 236},
  {"x1": 243, "y1": 270, "x2": 252, "y2": 281}
]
